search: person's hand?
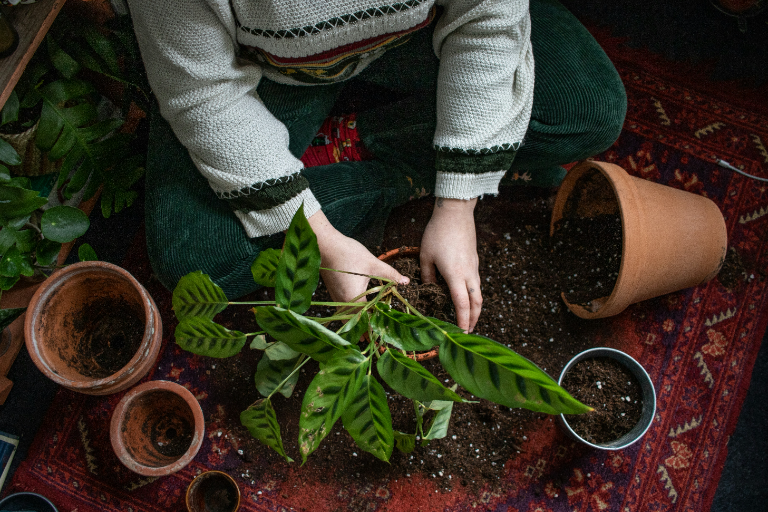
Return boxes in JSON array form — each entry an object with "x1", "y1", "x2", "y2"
[
  {"x1": 420, "y1": 197, "x2": 481, "y2": 332},
  {"x1": 308, "y1": 210, "x2": 409, "y2": 305}
]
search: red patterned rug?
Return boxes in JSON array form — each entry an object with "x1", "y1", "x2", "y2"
[{"x1": 5, "y1": 30, "x2": 768, "y2": 512}]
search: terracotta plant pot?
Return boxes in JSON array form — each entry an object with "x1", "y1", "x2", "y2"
[
  {"x1": 550, "y1": 160, "x2": 727, "y2": 319},
  {"x1": 24, "y1": 261, "x2": 162, "y2": 395},
  {"x1": 110, "y1": 380, "x2": 204, "y2": 477},
  {"x1": 186, "y1": 470, "x2": 241, "y2": 512},
  {"x1": 377, "y1": 246, "x2": 439, "y2": 361},
  {"x1": 557, "y1": 347, "x2": 656, "y2": 450}
]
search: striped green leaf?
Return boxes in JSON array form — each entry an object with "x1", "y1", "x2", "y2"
[
  {"x1": 275, "y1": 203, "x2": 320, "y2": 314},
  {"x1": 338, "y1": 310, "x2": 370, "y2": 344},
  {"x1": 175, "y1": 317, "x2": 246, "y2": 358},
  {"x1": 265, "y1": 341, "x2": 301, "y2": 361},
  {"x1": 254, "y1": 355, "x2": 300, "y2": 398},
  {"x1": 439, "y1": 333, "x2": 592, "y2": 415},
  {"x1": 251, "y1": 247, "x2": 281, "y2": 287},
  {"x1": 370, "y1": 303, "x2": 461, "y2": 351},
  {"x1": 241, "y1": 399, "x2": 293, "y2": 462},
  {"x1": 376, "y1": 349, "x2": 464, "y2": 403},
  {"x1": 422, "y1": 399, "x2": 454, "y2": 441},
  {"x1": 298, "y1": 350, "x2": 367, "y2": 463},
  {"x1": 172, "y1": 271, "x2": 228, "y2": 321},
  {"x1": 254, "y1": 306, "x2": 352, "y2": 363},
  {"x1": 393, "y1": 431, "x2": 416, "y2": 454},
  {"x1": 341, "y1": 374, "x2": 394, "y2": 462}
]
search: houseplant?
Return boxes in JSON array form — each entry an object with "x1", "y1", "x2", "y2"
[
  {"x1": 110, "y1": 380, "x2": 205, "y2": 477},
  {"x1": 550, "y1": 160, "x2": 727, "y2": 319},
  {"x1": 172, "y1": 204, "x2": 593, "y2": 464}
]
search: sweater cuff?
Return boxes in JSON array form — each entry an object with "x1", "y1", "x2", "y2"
[
  {"x1": 434, "y1": 149, "x2": 518, "y2": 199},
  {"x1": 234, "y1": 189, "x2": 322, "y2": 238}
]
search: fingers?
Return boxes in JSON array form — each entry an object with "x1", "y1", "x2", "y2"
[
  {"x1": 372, "y1": 258, "x2": 409, "y2": 286},
  {"x1": 420, "y1": 253, "x2": 437, "y2": 284},
  {"x1": 467, "y1": 280, "x2": 483, "y2": 333}
]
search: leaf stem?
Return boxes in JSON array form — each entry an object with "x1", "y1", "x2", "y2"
[{"x1": 267, "y1": 355, "x2": 311, "y2": 400}]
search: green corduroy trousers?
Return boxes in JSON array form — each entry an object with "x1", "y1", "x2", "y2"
[{"x1": 144, "y1": 0, "x2": 627, "y2": 299}]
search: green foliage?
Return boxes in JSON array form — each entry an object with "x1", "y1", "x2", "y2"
[{"x1": 172, "y1": 204, "x2": 591, "y2": 464}]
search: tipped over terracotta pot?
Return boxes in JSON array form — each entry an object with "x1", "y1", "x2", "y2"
[
  {"x1": 24, "y1": 261, "x2": 162, "y2": 395},
  {"x1": 550, "y1": 160, "x2": 727, "y2": 319},
  {"x1": 111, "y1": 380, "x2": 204, "y2": 477}
]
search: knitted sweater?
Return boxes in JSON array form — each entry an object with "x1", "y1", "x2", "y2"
[{"x1": 127, "y1": 0, "x2": 534, "y2": 237}]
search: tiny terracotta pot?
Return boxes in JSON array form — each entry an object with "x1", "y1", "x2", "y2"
[
  {"x1": 186, "y1": 470, "x2": 241, "y2": 512},
  {"x1": 111, "y1": 380, "x2": 204, "y2": 477},
  {"x1": 377, "y1": 246, "x2": 439, "y2": 361},
  {"x1": 24, "y1": 261, "x2": 162, "y2": 395},
  {"x1": 550, "y1": 160, "x2": 728, "y2": 319},
  {"x1": 557, "y1": 347, "x2": 656, "y2": 450}
]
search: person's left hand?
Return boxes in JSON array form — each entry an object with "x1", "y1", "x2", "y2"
[{"x1": 420, "y1": 197, "x2": 482, "y2": 333}]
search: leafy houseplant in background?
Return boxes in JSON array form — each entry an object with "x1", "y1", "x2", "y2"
[
  {"x1": 172, "y1": 205, "x2": 593, "y2": 464},
  {"x1": 0, "y1": 10, "x2": 148, "y2": 310}
]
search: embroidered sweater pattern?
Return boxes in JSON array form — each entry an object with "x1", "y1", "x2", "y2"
[{"x1": 127, "y1": 0, "x2": 534, "y2": 237}]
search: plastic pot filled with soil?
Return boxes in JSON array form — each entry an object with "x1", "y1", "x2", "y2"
[
  {"x1": 186, "y1": 470, "x2": 241, "y2": 512},
  {"x1": 24, "y1": 261, "x2": 163, "y2": 395},
  {"x1": 557, "y1": 347, "x2": 656, "y2": 450},
  {"x1": 550, "y1": 160, "x2": 727, "y2": 319},
  {"x1": 110, "y1": 380, "x2": 205, "y2": 477}
]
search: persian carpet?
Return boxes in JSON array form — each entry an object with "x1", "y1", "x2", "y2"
[{"x1": 4, "y1": 28, "x2": 768, "y2": 512}]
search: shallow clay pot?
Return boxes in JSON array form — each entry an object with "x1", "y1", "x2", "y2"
[
  {"x1": 24, "y1": 261, "x2": 162, "y2": 395},
  {"x1": 186, "y1": 470, "x2": 241, "y2": 512},
  {"x1": 550, "y1": 160, "x2": 727, "y2": 319},
  {"x1": 378, "y1": 246, "x2": 439, "y2": 361},
  {"x1": 557, "y1": 347, "x2": 656, "y2": 450},
  {"x1": 111, "y1": 380, "x2": 204, "y2": 477}
]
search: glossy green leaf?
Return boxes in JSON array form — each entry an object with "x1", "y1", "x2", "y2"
[
  {"x1": 172, "y1": 271, "x2": 228, "y2": 321},
  {"x1": 341, "y1": 374, "x2": 394, "y2": 462},
  {"x1": 11, "y1": 228, "x2": 36, "y2": 253},
  {"x1": 1, "y1": 90, "x2": 19, "y2": 126},
  {"x1": 175, "y1": 316, "x2": 246, "y2": 358},
  {"x1": 0, "y1": 185, "x2": 47, "y2": 224},
  {"x1": 275, "y1": 203, "x2": 320, "y2": 314},
  {"x1": 254, "y1": 355, "x2": 300, "y2": 398},
  {"x1": 377, "y1": 348, "x2": 464, "y2": 403},
  {"x1": 251, "y1": 247, "x2": 280, "y2": 287},
  {"x1": 47, "y1": 34, "x2": 81, "y2": 78},
  {"x1": 371, "y1": 303, "x2": 461, "y2": 351},
  {"x1": 254, "y1": 306, "x2": 352, "y2": 363},
  {"x1": 0, "y1": 246, "x2": 34, "y2": 278},
  {"x1": 0, "y1": 275, "x2": 19, "y2": 291},
  {"x1": 393, "y1": 431, "x2": 416, "y2": 454},
  {"x1": 0, "y1": 138, "x2": 21, "y2": 167},
  {"x1": 241, "y1": 399, "x2": 293, "y2": 462},
  {"x1": 36, "y1": 238, "x2": 61, "y2": 267},
  {"x1": 298, "y1": 350, "x2": 367, "y2": 463},
  {"x1": 0, "y1": 307, "x2": 25, "y2": 330},
  {"x1": 0, "y1": 228, "x2": 15, "y2": 254},
  {"x1": 265, "y1": 341, "x2": 301, "y2": 361},
  {"x1": 439, "y1": 332, "x2": 592, "y2": 415},
  {"x1": 40, "y1": 206, "x2": 89, "y2": 243},
  {"x1": 338, "y1": 310, "x2": 369, "y2": 344},
  {"x1": 77, "y1": 243, "x2": 98, "y2": 262}
]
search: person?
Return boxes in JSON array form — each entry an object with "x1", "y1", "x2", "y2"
[{"x1": 126, "y1": 0, "x2": 626, "y2": 333}]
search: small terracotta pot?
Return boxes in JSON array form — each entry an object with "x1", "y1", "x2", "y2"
[
  {"x1": 24, "y1": 261, "x2": 163, "y2": 395},
  {"x1": 111, "y1": 380, "x2": 204, "y2": 477},
  {"x1": 550, "y1": 160, "x2": 727, "y2": 319},
  {"x1": 186, "y1": 470, "x2": 241, "y2": 512},
  {"x1": 557, "y1": 347, "x2": 656, "y2": 450},
  {"x1": 377, "y1": 246, "x2": 439, "y2": 361}
]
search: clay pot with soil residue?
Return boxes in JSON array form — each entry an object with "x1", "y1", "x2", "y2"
[
  {"x1": 24, "y1": 261, "x2": 162, "y2": 395},
  {"x1": 550, "y1": 160, "x2": 727, "y2": 319},
  {"x1": 111, "y1": 380, "x2": 204, "y2": 477},
  {"x1": 186, "y1": 471, "x2": 241, "y2": 512}
]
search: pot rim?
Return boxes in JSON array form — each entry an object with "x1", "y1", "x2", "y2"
[
  {"x1": 185, "y1": 470, "x2": 241, "y2": 512},
  {"x1": 557, "y1": 347, "x2": 656, "y2": 450},
  {"x1": 110, "y1": 380, "x2": 205, "y2": 477},
  {"x1": 24, "y1": 261, "x2": 159, "y2": 391},
  {"x1": 0, "y1": 491, "x2": 59, "y2": 512}
]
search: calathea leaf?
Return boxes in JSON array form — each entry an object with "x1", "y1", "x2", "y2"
[
  {"x1": 175, "y1": 317, "x2": 246, "y2": 358},
  {"x1": 393, "y1": 431, "x2": 416, "y2": 454},
  {"x1": 254, "y1": 354, "x2": 300, "y2": 398},
  {"x1": 338, "y1": 310, "x2": 370, "y2": 344},
  {"x1": 370, "y1": 303, "x2": 461, "y2": 351},
  {"x1": 298, "y1": 350, "x2": 367, "y2": 463},
  {"x1": 253, "y1": 306, "x2": 352, "y2": 363},
  {"x1": 341, "y1": 374, "x2": 394, "y2": 462},
  {"x1": 172, "y1": 271, "x2": 228, "y2": 321},
  {"x1": 439, "y1": 332, "x2": 592, "y2": 415},
  {"x1": 264, "y1": 341, "x2": 301, "y2": 361},
  {"x1": 250, "y1": 334, "x2": 270, "y2": 350},
  {"x1": 241, "y1": 399, "x2": 293, "y2": 462},
  {"x1": 251, "y1": 247, "x2": 280, "y2": 287},
  {"x1": 377, "y1": 348, "x2": 464, "y2": 403},
  {"x1": 422, "y1": 394, "x2": 456, "y2": 441},
  {"x1": 275, "y1": 203, "x2": 320, "y2": 314}
]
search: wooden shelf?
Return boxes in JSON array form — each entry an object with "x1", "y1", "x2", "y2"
[{"x1": 0, "y1": 0, "x2": 67, "y2": 111}]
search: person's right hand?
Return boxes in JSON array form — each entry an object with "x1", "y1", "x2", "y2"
[{"x1": 308, "y1": 210, "x2": 409, "y2": 305}]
